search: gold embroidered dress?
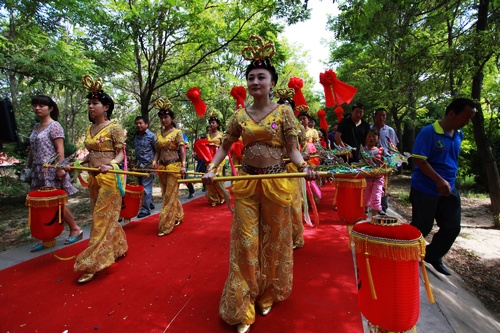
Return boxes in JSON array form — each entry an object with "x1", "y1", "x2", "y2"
[
  {"x1": 156, "y1": 128, "x2": 185, "y2": 234},
  {"x1": 205, "y1": 131, "x2": 228, "y2": 206},
  {"x1": 288, "y1": 122, "x2": 307, "y2": 248},
  {"x1": 74, "y1": 121, "x2": 128, "y2": 274},
  {"x1": 219, "y1": 104, "x2": 298, "y2": 326}
]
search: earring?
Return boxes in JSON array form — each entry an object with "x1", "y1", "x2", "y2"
[{"x1": 269, "y1": 88, "x2": 274, "y2": 98}]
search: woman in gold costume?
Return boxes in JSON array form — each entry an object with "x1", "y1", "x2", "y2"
[
  {"x1": 205, "y1": 114, "x2": 227, "y2": 206},
  {"x1": 151, "y1": 98, "x2": 186, "y2": 236},
  {"x1": 202, "y1": 36, "x2": 317, "y2": 333},
  {"x1": 68, "y1": 76, "x2": 128, "y2": 284}
]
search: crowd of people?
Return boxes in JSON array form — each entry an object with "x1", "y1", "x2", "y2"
[{"x1": 23, "y1": 34, "x2": 476, "y2": 333}]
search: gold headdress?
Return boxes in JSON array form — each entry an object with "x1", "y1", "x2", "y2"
[
  {"x1": 241, "y1": 35, "x2": 276, "y2": 62},
  {"x1": 154, "y1": 97, "x2": 173, "y2": 116},
  {"x1": 242, "y1": 35, "x2": 278, "y2": 82},
  {"x1": 206, "y1": 110, "x2": 221, "y2": 124},
  {"x1": 82, "y1": 74, "x2": 105, "y2": 99}
]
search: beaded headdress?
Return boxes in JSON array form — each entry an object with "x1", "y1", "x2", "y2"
[
  {"x1": 242, "y1": 35, "x2": 278, "y2": 82},
  {"x1": 82, "y1": 74, "x2": 106, "y2": 100},
  {"x1": 154, "y1": 97, "x2": 174, "y2": 116}
]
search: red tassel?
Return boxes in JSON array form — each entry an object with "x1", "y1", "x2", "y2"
[
  {"x1": 320, "y1": 72, "x2": 335, "y2": 107},
  {"x1": 334, "y1": 106, "x2": 344, "y2": 122},
  {"x1": 288, "y1": 77, "x2": 308, "y2": 108},
  {"x1": 317, "y1": 109, "x2": 329, "y2": 131},
  {"x1": 186, "y1": 87, "x2": 207, "y2": 118},
  {"x1": 230, "y1": 86, "x2": 246, "y2": 110}
]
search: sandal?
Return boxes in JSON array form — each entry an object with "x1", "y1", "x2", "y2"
[
  {"x1": 64, "y1": 230, "x2": 83, "y2": 245},
  {"x1": 31, "y1": 243, "x2": 46, "y2": 252}
]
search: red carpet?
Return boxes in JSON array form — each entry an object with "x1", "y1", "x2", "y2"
[{"x1": 0, "y1": 184, "x2": 362, "y2": 333}]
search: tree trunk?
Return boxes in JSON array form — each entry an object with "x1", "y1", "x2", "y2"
[{"x1": 471, "y1": 0, "x2": 500, "y2": 227}]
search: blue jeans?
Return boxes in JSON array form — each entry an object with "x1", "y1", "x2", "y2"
[
  {"x1": 410, "y1": 186, "x2": 461, "y2": 261},
  {"x1": 138, "y1": 173, "x2": 155, "y2": 214}
]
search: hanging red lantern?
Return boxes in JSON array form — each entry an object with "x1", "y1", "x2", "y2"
[
  {"x1": 120, "y1": 183, "x2": 145, "y2": 222},
  {"x1": 350, "y1": 218, "x2": 435, "y2": 332},
  {"x1": 25, "y1": 187, "x2": 67, "y2": 248}
]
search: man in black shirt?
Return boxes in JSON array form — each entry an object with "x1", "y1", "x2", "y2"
[{"x1": 334, "y1": 103, "x2": 371, "y2": 162}]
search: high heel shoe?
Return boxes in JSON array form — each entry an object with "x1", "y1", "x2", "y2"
[
  {"x1": 77, "y1": 272, "x2": 95, "y2": 284},
  {"x1": 236, "y1": 323, "x2": 251, "y2": 333},
  {"x1": 64, "y1": 230, "x2": 83, "y2": 245}
]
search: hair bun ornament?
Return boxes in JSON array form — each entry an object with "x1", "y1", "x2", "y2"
[
  {"x1": 82, "y1": 74, "x2": 105, "y2": 99},
  {"x1": 230, "y1": 86, "x2": 246, "y2": 110},
  {"x1": 241, "y1": 35, "x2": 275, "y2": 65},
  {"x1": 186, "y1": 87, "x2": 207, "y2": 118},
  {"x1": 153, "y1": 97, "x2": 173, "y2": 112}
]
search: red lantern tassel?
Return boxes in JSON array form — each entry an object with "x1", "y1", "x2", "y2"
[
  {"x1": 186, "y1": 87, "x2": 207, "y2": 118},
  {"x1": 317, "y1": 109, "x2": 328, "y2": 131},
  {"x1": 334, "y1": 106, "x2": 344, "y2": 122},
  {"x1": 288, "y1": 77, "x2": 308, "y2": 108},
  {"x1": 320, "y1": 72, "x2": 335, "y2": 107},
  {"x1": 230, "y1": 86, "x2": 246, "y2": 110}
]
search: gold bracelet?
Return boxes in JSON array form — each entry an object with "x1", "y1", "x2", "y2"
[
  {"x1": 182, "y1": 161, "x2": 187, "y2": 167},
  {"x1": 207, "y1": 163, "x2": 218, "y2": 172},
  {"x1": 110, "y1": 159, "x2": 118, "y2": 164}
]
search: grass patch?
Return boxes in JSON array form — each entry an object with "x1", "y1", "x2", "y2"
[{"x1": 395, "y1": 192, "x2": 411, "y2": 206}]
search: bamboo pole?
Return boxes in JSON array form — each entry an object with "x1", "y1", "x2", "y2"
[
  {"x1": 178, "y1": 172, "x2": 331, "y2": 183},
  {"x1": 178, "y1": 168, "x2": 393, "y2": 183},
  {"x1": 44, "y1": 164, "x2": 150, "y2": 177}
]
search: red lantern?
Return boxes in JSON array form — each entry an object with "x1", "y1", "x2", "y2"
[
  {"x1": 350, "y1": 218, "x2": 434, "y2": 332},
  {"x1": 120, "y1": 183, "x2": 145, "y2": 222},
  {"x1": 332, "y1": 176, "x2": 366, "y2": 225},
  {"x1": 25, "y1": 187, "x2": 67, "y2": 248}
]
